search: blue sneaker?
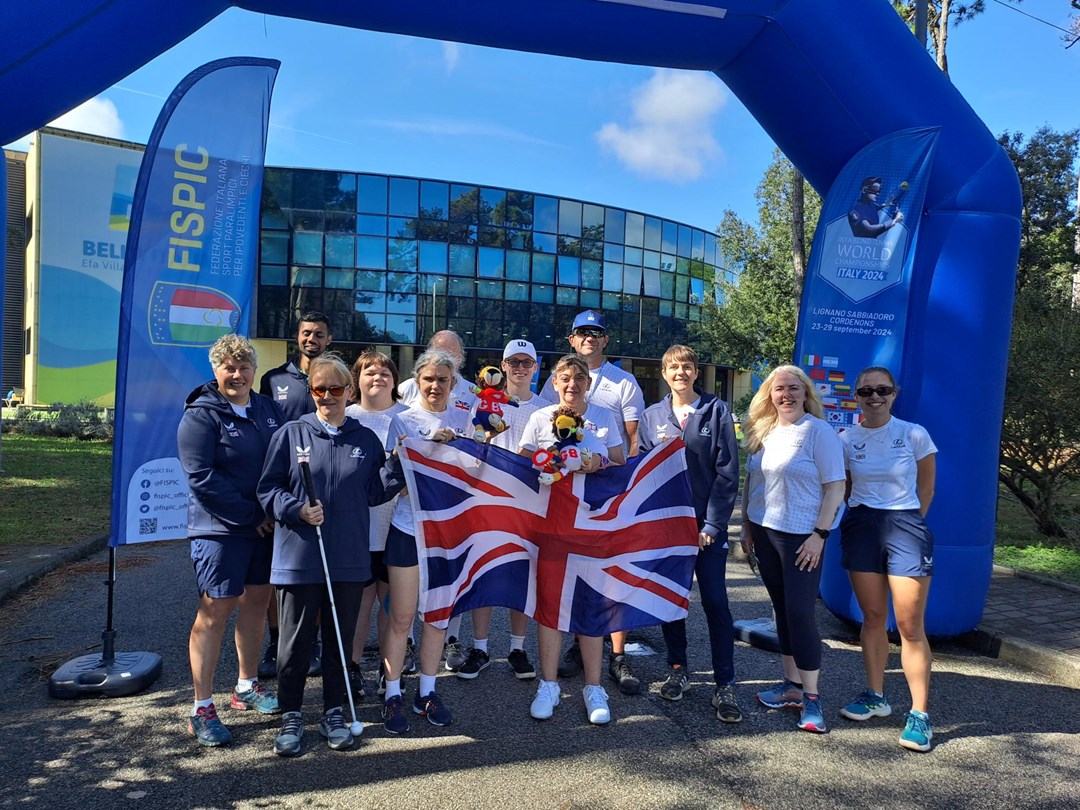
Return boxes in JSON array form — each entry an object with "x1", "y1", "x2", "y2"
[
  {"x1": 840, "y1": 689, "x2": 892, "y2": 721},
  {"x1": 413, "y1": 691, "x2": 453, "y2": 726},
  {"x1": 382, "y1": 695, "x2": 411, "y2": 734},
  {"x1": 798, "y1": 694, "x2": 828, "y2": 733},
  {"x1": 274, "y1": 711, "x2": 304, "y2": 757},
  {"x1": 188, "y1": 703, "x2": 232, "y2": 746},
  {"x1": 318, "y1": 707, "x2": 355, "y2": 750},
  {"x1": 757, "y1": 680, "x2": 803, "y2": 709},
  {"x1": 899, "y1": 710, "x2": 933, "y2": 751},
  {"x1": 230, "y1": 681, "x2": 280, "y2": 714}
]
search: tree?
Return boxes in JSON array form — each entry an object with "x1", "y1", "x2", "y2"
[
  {"x1": 694, "y1": 150, "x2": 821, "y2": 374},
  {"x1": 892, "y1": 1, "x2": 1016, "y2": 75}
]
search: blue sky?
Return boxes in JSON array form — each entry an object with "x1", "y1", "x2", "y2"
[{"x1": 5, "y1": 1, "x2": 1077, "y2": 231}]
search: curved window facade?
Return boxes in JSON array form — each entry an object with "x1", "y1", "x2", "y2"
[{"x1": 258, "y1": 168, "x2": 732, "y2": 358}]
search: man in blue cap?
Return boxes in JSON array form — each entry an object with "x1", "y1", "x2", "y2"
[{"x1": 539, "y1": 309, "x2": 646, "y2": 695}]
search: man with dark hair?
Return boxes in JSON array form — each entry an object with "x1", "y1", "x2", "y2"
[
  {"x1": 259, "y1": 312, "x2": 333, "y2": 422},
  {"x1": 848, "y1": 177, "x2": 904, "y2": 239},
  {"x1": 256, "y1": 312, "x2": 333, "y2": 679}
]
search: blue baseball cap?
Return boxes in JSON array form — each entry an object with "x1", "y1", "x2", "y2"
[{"x1": 571, "y1": 310, "x2": 606, "y2": 332}]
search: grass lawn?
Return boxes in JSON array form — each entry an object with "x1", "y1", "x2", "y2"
[
  {"x1": 0, "y1": 435, "x2": 112, "y2": 546},
  {"x1": 994, "y1": 482, "x2": 1080, "y2": 585}
]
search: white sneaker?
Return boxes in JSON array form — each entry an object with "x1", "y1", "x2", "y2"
[
  {"x1": 583, "y1": 684, "x2": 611, "y2": 725},
  {"x1": 530, "y1": 680, "x2": 561, "y2": 720}
]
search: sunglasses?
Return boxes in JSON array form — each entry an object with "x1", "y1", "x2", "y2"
[
  {"x1": 505, "y1": 359, "x2": 536, "y2": 369},
  {"x1": 573, "y1": 328, "x2": 605, "y2": 339},
  {"x1": 310, "y1": 385, "x2": 348, "y2": 397},
  {"x1": 856, "y1": 385, "x2": 896, "y2": 397}
]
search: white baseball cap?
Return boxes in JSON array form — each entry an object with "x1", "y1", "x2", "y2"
[{"x1": 502, "y1": 339, "x2": 537, "y2": 361}]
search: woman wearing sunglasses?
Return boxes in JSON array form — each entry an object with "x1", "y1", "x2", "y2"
[
  {"x1": 838, "y1": 367, "x2": 937, "y2": 752},
  {"x1": 379, "y1": 348, "x2": 475, "y2": 734},
  {"x1": 258, "y1": 353, "x2": 402, "y2": 756}
]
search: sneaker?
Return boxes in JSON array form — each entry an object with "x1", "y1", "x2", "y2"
[
  {"x1": 258, "y1": 642, "x2": 277, "y2": 679},
  {"x1": 346, "y1": 661, "x2": 366, "y2": 701},
  {"x1": 797, "y1": 694, "x2": 828, "y2": 733},
  {"x1": 660, "y1": 667, "x2": 689, "y2": 701},
  {"x1": 757, "y1": 680, "x2": 804, "y2": 710},
  {"x1": 413, "y1": 691, "x2": 453, "y2": 726},
  {"x1": 382, "y1": 695, "x2": 411, "y2": 734},
  {"x1": 307, "y1": 641, "x2": 323, "y2": 677},
  {"x1": 403, "y1": 639, "x2": 418, "y2": 675},
  {"x1": 530, "y1": 681, "x2": 561, "y2": 720},
  {"x1": 840, "y1": 689, "x2": 892, "y2": 721},
  {"x1": 457, "y1": 648, "x2": 491, "y2": 680},
  {"x1": 899, "y1": 710, "x2": 933, "y2": 752},
  {"x1": 712, "y1": 684, "x2": 744, "y2": 723},
  {"x1": 188, "y1": 703, "x2": 232, "y2": 747},
  {"x1": 558, "y1": 642, "x2": 583, "y2": 678},
  {"x1": 274, "y1": 711, "x2": 304, "y2": 756},
  {"x1": 318, "y1": 707, "x2": 355, "y2": 750},
  {"x1": 508, "y1": 649, "x2": 537, "y2": 680},
  {"x1": 444, "y1": 638, "x2": 467, "y2": 672},
  {"x1": 608, "y1": 654, "x2": 642, "y2": 695},
  {"x1": 583, "y1": 684, "x2": 611, "y2": 725},
  {"x1": 230, "y1": 681, "x2": 281, "y2": 714}
]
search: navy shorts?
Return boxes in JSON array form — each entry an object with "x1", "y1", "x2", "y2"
[
  {"x1": 840, "y1": 505, "x2": 934, "y2": 577},
  {"x1": 370, "y1": 550, "x2": 389, "y2": 584},
  {"x1": 384, "y1": 524, "x2": 419, "y2": 568},
  {"x1": 191, "y1": 535, "x2": 272, "y2": 599}
]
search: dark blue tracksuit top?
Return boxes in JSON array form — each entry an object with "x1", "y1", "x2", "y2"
[
  {"x1": 259, "y1": 359, "x2": 315, "y2": 423},
  {"x1": 258, "y1": 414, "x2": 405, "y2": 586},
  {"x1": 177, "y1": 381, "x2": 285, "y2": 540}
]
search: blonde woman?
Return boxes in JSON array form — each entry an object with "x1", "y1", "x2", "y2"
[{"x1": 740, "y1": 365, "x2": 845, "y2": 734}]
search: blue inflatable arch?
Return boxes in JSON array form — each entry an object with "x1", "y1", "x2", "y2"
[{"x1": 0, "y1": 0, "x2": 1021, "y2": 634}]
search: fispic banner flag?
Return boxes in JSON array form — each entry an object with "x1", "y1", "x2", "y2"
[
  {"x1": 795, "y1": 127, "x2": 939, "y2": 427},
  {"x1": 110, "y1": 58, "x2": 279, "y2": 546},
  {"x1": 398, "y1": 438, "x2": 699, "y2": 636}
]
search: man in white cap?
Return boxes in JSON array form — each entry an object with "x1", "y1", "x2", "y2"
[
  {"x1": 455, "y1": 338, "x2": 544, "y2": 681},
  {"x1": 539, "y1": 310, "x2": 646, "y2": 696},
  {"x1": 397, "y1": 330, "x2": 477, "y2": 407}
]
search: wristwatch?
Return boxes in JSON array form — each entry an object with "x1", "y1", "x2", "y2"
[{"x1": 813, "y1": 527, "x2": 830, "y2": 540}]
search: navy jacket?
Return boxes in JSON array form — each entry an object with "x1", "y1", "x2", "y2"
[
  {"x1": 258, "y1": 414, "x2": 405, "y2": 586},
  {"x1": 639, "y1": 393, "x2": 739, "y2": 539},
  {"x1": 259, "y1": 359, "x2": 315, "y2": 423},
  {"x1": 177, "y1": 382, "x2": 284, "y2": 539}
]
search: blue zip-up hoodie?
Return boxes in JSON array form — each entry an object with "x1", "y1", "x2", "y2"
[
  {"x1": 177, "y1": 381, "x2": 285, "y2": 539},
  {"x1": 639, "y1": 392, "x2": 739, "y2": 539},
  {"x1": 258, "y1": 414, "x2": 405, "y2": 585},
  {"x1": 259, "y1": 359, "x2": 315, "y2": 423}
]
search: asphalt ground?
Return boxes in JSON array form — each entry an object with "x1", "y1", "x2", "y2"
[{"x1": 1, "y1": 539, "x2": 1079, "y2": 810}]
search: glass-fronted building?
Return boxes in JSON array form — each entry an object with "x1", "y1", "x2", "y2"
[{"x1": 256, "y1": 167, "x2": 735, "y2": 402}]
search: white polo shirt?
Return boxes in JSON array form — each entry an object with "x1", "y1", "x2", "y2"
[{"x1": 841, "y1": 417, "x2": 937, "y2": 510}]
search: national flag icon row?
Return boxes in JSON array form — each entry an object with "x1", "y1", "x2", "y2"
[{"x1": 803, "y1": 354, "x2": 839, "y2": 368}]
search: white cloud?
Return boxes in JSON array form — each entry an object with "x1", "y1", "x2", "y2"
[
  {"x1": 596, "y1": 69, "x2": 726, "y2": 182},
  {"x1": 442, "y1": 41, "x2": 460, "y2": 73},
  {"x1": 49, "y1": 97, "x2": 125, "y2": 140}
]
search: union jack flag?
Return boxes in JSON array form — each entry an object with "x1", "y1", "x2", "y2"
[{"x1": 397, "y1": 437, "x2": 699, "y2": 636}]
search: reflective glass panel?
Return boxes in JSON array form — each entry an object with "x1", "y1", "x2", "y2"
[
  {"x1": 692, "y1": 229, "x2": 706, "y2": 261},
  {"x1": 387, "y1": 294, "x2": 416, "y2": 314},
  {"x1": 325, "y1": 234, "x2": 354, "y2": 268},
  {"x1": 356, "y1": 215, "x2": 386, "y2": 236},
  {"x1": 532, "y1": 253, "x2": 555, "y2": 284},
  {"x1": 420, "y1": 181, "x2": 448, "y2": 219},
  {"x1": 292, "y1": 170, "x2": 325, "y2": 210},
  {"x1": 478, "y1": 225, "x2": 507, "y2": 247},
  {"x1": 449, "y1": 278, "x2": 476, "y2": 296},
  {"x1": 643, "y1": 268, "x2": 662, "y2": 297},
  {"x1": 581, "y1": 259, "x2": 601, "y2": 289},
  {"x1": 291, "y1": 211, "x2": 323, "y2": 232},
  {"x1": 625, "y1": 212, "x2": 645, "y2": 247},
  {"x1": 478, "y1": 281, "x2": 503, "y2": 299},
  {"x1": 355, "y1": 289, "x2": 386, "y2": 313},
  {"x1": 624, "y1": 246, "x2": 643, "y2": 266},
  {"x1": 449, "y1": 245, "x2": 476, "y2": 277},
  {"x1": 385, "y1": 314, "x2": 417, "y2": 343},
  {"x1": 387, "y1": 272, "x2": 418, "y2": 295},
  {"x1": 582, "y1": 204, "x2": 605, "y2": 241},
  {"x1": 481, "y1": 188, "x2": 505, "y2": 225},
  {"x1": 557, "y1": 287, "x2": 578, "y2": 306},
  {"x1": 388, "y1": 239, "x2": 417, "y2": 273},
  {"x1": 678, "y1": 224, "x2": 692, "y2": 257},
  {"x1": 602, "y1": 262, "x2": 622, "y2": 292},
  {"x1": 291, "y1": 266, "x2": 322, "y2": 287},
  {"x1": 660, "y1": 273, "x2": 675, "y2": 299},
  {"x1": 558, "y1": 256, "x2": 580, "y2": 286},
  {"x1": 661, "y1": 253, "x2": 677, "y2": 272},
  {"x1": 447, "y1": 294, "x2": 476, "y2": 317},
  {"x1": 504, "y1": 191, "x2": 533, "y2": 228},
  {"x1": 356, "y1": 270, "x2": 385, "y2": 292},
  {"x1": 558, "y1": 199, "x2": 582, "y2": 237},
  {"x1": 676, "y1": 275, "x2": 689, "y2": 301},
  {"x1": 389, "y1": 217, "x2": 417, "y2": 239},
  {"x1": 450, "y1": 185, "x2": 479, "y2": 222},
  {"x1": 644, "y1": 250, "x2": 660, "y2": 269},
  {"x1": 659, "y1": 299, "x2": 673, "y2": 317},
  {"x1": 357, "y1": 237, "x2": 386, "y2": 270},
  {"x1": 325, "y1": 212, "x2": 355, "y2": 233},
  {"x1": 262, "y1": 167, "x2": 292, "y2": 209},
  {"x1": 358, "y1": 175, "x2": 388, "y2": 214},
  {"x1": 623, "y1": 264, "x2": 642, "y2": 296},
  {"x1": 580, "y1": 289, "x2": 601, "y2": 309},
  {"x1": 261, "y1": 232, "x2": 288, "y2": 264},
  {"x1": 706, "y1": 235, "x2": 717, "y2": 265},
  {"x1": 415, "y1": 220, "x2": 448, "y2": 241},
  {"x1": 326, "y1": 173, "x2": 357, "y2": 212},
  {"x1": 389, "y1": 178, "x2": 418, "y2": 217},
  {"x1": 532, "y1": 232, "x2": 557, "y2": 253},
  {"x1": 478, "y1": 247, "x2": 505, "y2": 279},
  {"x1": 261, "y1": 264, "x2": 287, "y2": 286},
  {"x1": 533, "y1": 196, "x2": 558, "y2": 234},
  {"x1": 358, "y1": 311, "x2": 386, "y2": 334},
  {"x1": 261, "y1": 206, "x2": 287, "y2": 230},
  {"x1": 677, "y1": 257, "x2": 691, "y2": 275},
  {"x1": 690, "y1": 277, "x2": 705, "y2": 304},
  {"x1": 506, "y1": 250, "x2": 530, "y2": 281},
  {"x1": 419, "y1": 241, "x2": 448, "y2": 274},
  {"x1": 293, "y1": 232, "x2": 322, "y2": 266},
  {"x1": 506, "y1": 282, "x2": 529, "y2": 301},
  {"x1": 602, "y1": 292, "x2": 621, "y2": 311},
  {"x1": 325, "y1": 269, "x2": 354, "y2": 289},
  {"x1": 605, "y1": 208, "x2": 625, "y2": 244},
  {"x1": 645, "y1": 217, "x2": 662, "y2": 251},
  {"x1": 604, "y1": 243, "x2": 624, "y2": 263},
  {"x1": 531, "y1": 284, "x2": 554, "y2": 303}
]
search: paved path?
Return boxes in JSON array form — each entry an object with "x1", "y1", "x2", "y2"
[{"x1": 1, "y1": 535, "x2": 1079, "y2": 809}]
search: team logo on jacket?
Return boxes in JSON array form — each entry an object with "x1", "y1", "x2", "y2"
[
  {"x1": 854, "y1": 442, "x2": 866, "y2": 451},
  {"x1": 699, "y1": 425, "x2": 711, "y2": 436},
  {"x1": 276, "y1": 385, "x2": 289, "y2": 401},
  {"x1": 350, "y1": 447, "x2": 366, "y2": 460},
  {"x1": 267, "y1": 417, "x2": 278, "y2": 428},
  {"x1": 223, "y1": 421, "x2": 240, "y2": 437},
  {"x1": 892, "y1": 438, "x2": 905, "y2": 448},
  {"x1": 295, "y1": 445, "x2": 311, "y2": 463}
]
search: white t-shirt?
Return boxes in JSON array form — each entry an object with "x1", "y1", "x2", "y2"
[
  {"x1": 841, "y1": 417, "x2": 937, "y2": 510},
  {"x1": 397, "y1": 374, "x2": 477, "y2": 409},
  {"x1": 518, "y1": 403, "x2": 623, "y2": 462},
  {"x1": 487, "y1": 393, "x2": 544, "y2": 452},
  {"x1": 745, "y1": 414, "x2": 845, "y2": 534},
  {"x1": 386, "y1": 404, "x2": 473, "y2": 536},
  {"x1": 345, "y1": 401, "x2": 408, "y2": 551},
  {"x1": 539, "y1": 360, "x2": 645, "y2": 452}
]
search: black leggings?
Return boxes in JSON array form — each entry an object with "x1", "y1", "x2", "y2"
[{"x1": 750, "y1": 522, "x2": 823, "y2": 672}]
